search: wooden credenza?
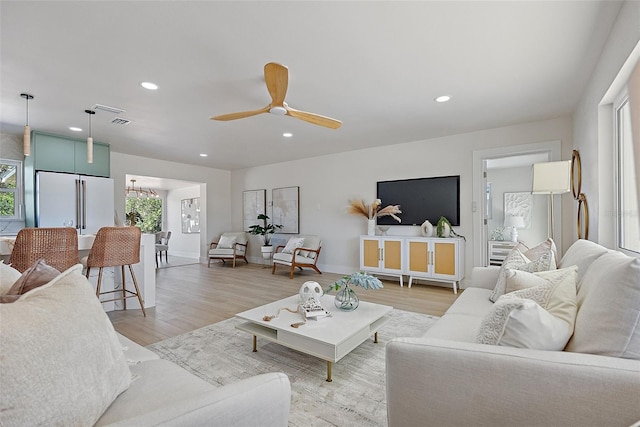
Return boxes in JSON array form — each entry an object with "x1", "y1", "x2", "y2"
[{"x1": 359, "y1": 235, "x2": 465, "y2": 294}]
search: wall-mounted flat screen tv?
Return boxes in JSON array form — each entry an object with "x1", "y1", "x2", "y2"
[{"x1": 376, "y1": 175, "x2": 460, "y2": 226}]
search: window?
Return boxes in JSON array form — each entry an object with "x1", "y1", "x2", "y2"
[
  {"x1": 0, "y1": 159, "x2": 22, "y2": 220},
  {"x1": 125, "y1": 196, "x2": 162, "y2": 234},
  {"x1": 616, "y1": 96, "x2": 639, "y2": 253}
]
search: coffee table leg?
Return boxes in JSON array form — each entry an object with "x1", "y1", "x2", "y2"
[
  {"x1": 326, "y1": 361, "x2": 332, "y2": 382},
  {"x1": 253, "y1": 335, "x2": 257, "y2": 352},
  {"x1": 374, "y1": 332, "x2": 378, "y2": 343}
]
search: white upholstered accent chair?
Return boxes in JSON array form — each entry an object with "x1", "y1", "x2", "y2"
[
  {"x1": 208, "y1": 232, "x2": 248, "y2": 268},
  {"x1": 272, "y1": 235, "x2": 322, "y2": 279}
]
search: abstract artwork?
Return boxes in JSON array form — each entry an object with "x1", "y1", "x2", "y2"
[
  {"x1": 242, "y1": 189, "x2": 266, "y2": 232},
  {"x1": 503, "y1": 192, "x2": 533, "y2": 229},
  {"x1": 272, "y1": 186, "x2": 299, "y2": 234}
]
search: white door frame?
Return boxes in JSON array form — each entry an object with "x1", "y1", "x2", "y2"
[{"x1": 472, "y1": 141, "x2": 562, "y2": 267}]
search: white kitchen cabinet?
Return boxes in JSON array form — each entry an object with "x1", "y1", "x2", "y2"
[{"x1": 405, "y1": 237, "x2": 465, "y2": 294}]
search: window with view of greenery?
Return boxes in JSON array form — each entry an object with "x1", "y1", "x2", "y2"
[
  {"x1": 125, "y1": 197, "x2": 162, "y2": 234},
  {"x1": 0, "y1": 160, "x2": 22, "y2": 219}
]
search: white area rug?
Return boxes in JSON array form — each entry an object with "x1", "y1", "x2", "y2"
[{"x1": 148, "y1": 309, "x2": 438, "y2": 427}]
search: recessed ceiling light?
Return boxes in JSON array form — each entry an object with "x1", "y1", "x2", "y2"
[
  {"x1": 69, "y1": 126, "x2": 82, "y2": 132},
  {"x1": 199, "y1": 153, "x2": 208, "y2": 157},
  {"x1": 140, "y1": 82, "x2": 158, "y2": 90},
  {"x1": 283, "y1": 132, "x2": 293, "y2": 138},
  {"x1": 435, "y1": 95, "x2": 451, "y2": 103}
]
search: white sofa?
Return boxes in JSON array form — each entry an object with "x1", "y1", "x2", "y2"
[
  {"x1": 0, "y1": 262, "x2": 291, "y2": 426},
  {"x1": 386, "y1": 239, "x2": 640, "y2": 426}
]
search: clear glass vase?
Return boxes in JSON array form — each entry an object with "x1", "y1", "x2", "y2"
[{"x1": 334, "y1": 284, "x2": 359, "y2": 311}]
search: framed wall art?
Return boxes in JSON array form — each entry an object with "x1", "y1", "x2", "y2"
[
  {"x1": 181, "y1": 197, "x2": 200, "y2": 233},
  {"x1": 242, "y1": 189, "x2": 266, "y2": 231},
  {"x1": 503, "y1": 191, "x2": 533, "y2": 229},
  {"x1": 272, "y1": 186, "x2": 299, "y2": 234}
]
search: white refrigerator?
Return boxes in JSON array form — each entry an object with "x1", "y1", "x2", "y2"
[{"x1": 36, "y1": 171, "x2": 114, "y2": 235}]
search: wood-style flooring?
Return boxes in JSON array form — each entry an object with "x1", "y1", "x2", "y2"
[{"x1": 109, "y1": 261, "x2": 461, "y2": 346}]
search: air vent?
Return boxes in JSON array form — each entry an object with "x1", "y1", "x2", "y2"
[
  {"x1": 92, "y1": 104, "x2": 127, "y2": 114},
  {"x1": 111, "y1": 117, "x2": 131, "y2": 125}
]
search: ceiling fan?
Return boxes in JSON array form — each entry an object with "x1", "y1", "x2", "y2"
[{"x1": 210, "y1": 62, "x2": 342, "y2": 129}]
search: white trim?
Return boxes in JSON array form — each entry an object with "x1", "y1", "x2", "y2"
[{"x1": 472, "y1": 141, "x2": 561, "y2": 267}]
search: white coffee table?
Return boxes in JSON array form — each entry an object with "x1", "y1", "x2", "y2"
[{"x1": 235, "y1": 294, "x2": 393, "y2": 382}]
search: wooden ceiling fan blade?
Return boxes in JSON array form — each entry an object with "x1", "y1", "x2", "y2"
[
  {"x1": 210, "y1": 105, "x2": 270, "y2": 121},
  {"x1": 264, "y1": 62, "x2": 288, "y2": 106},
  {"x1": 286, "y1": 107, "x2": 342, "y2": 129}
]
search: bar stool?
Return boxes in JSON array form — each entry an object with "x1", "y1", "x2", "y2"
[
  {"x1": 84, "y1": 226, "x2": 146, "y2": 317},
  {"x1": 9, "y1": 227, "x2": 79, "y2": 273}
]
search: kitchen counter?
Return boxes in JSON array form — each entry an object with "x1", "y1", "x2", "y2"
[{"x1": 1, "y1": 231, "x2": 156, "y2": 312}]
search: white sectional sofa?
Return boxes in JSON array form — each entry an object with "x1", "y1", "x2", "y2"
[
  {"x1": 0, "y1": 262, "x2": 291, "y2": 426},
  {"x1": 386, "y1": 239, "x2": 640, "y2": 426}
]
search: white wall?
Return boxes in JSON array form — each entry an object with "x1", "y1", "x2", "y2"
[
  {"x1": 231, "y1": 116, "x2": 573, "y2": 286},
  {"x1": 573, "y1": 0, "x2": 640, "y2": 247},
  {"x1": 111, "y1": 152, "x2": 230, "y2": 262},
  {"x1": 166, "y1": 185, "x2": 201, "y2": 258}
]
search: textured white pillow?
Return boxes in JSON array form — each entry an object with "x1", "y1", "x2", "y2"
[
  {"x1": 502, "y1": 266, "x2": 578, "y2": 331},
  {"x1": 477, "y1": 297, "x2": 574, "y2": 350},
  {"x1": 489, "y1": 248, "x2": 556, "y2": 302},
  {"x1": 523, "y1": 238, "x2": 558, "y2": 267},
  {"x1": 0, "y1": 261, "x2": 22, "y2": 295},
  {"x1": 0, "y1": 265, "x2": 131, "y2": 425},
  {"x1": 282, "y1": 237, "x2": 305, "y2": 254},
  {"x1": 565, "y1": 251, "x2": 640, "y2": 359},
  {"x1": 217, "y1": 235, "x2": 237, "y2": 249}
]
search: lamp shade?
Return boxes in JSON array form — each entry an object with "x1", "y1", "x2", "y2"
[
  {"x1": 504, "y1": 215, "x2": 525, "y2": 229},
  {"x1": 532, "y1": 161, "x2": 571, "y2": 194}
]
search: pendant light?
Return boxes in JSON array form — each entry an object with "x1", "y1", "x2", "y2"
[
  {"x1": 85, "y1": 109, "x2": 95, "y2": 163},
  {"x1": 20, "y1": 93, "x2": 34, "y2": 156}
]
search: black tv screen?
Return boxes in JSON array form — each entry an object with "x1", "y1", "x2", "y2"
[{"x1": 376, "y1": 176, "x2": 460, "y2": 226}]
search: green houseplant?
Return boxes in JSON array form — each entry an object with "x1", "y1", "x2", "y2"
[
  {"x1": 325, "y1": 271, "x2": 383, "y2": 311},
  {"x1": 247, "y1": 214, "x2": 282, "y2": 246}
]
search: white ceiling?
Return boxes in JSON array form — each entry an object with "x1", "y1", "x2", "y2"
[{"x1": 0, "y1": 1, "x2": 623, "y2": 171}]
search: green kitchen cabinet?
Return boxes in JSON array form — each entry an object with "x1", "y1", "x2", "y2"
[{"x1": 31, "y1": 131, "x2": 110, "y2": 177}]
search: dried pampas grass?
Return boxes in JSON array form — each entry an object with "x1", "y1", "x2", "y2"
[{"x1": 348, "y1": 199, "x2": 401, "y2": 222}]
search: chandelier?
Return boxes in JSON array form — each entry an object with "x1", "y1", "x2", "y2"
[{"x1": 125, "y1": 179, "x2": 158, "y2": 198}]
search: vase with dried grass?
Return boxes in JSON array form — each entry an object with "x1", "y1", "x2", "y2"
[{"x1": 348, "y1": 199, "x2": 401, "y2": 235}]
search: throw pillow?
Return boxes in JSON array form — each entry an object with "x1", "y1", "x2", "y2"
[
  {"x1": 523, "y1": 238, "x2": 558, "y2": 268},
  {"x1": 489, "y1": 248, "x2": 555, "y2": 302},
  {"x1": 0, "y1": 259, "x2": 60, "y2": 303},
  {"x1": 476, "y1": 296, "x2": 574, "y2": 350},
  {"x1": 502, "y1": 266, "x2": 578, "y2": 331},
  {"x1": 565, "y1": 251, "x2": 640, "y2": 359},
  {"x1": 282, "y1": 237, "x2": 305, "y2": 254},
  {"x1": 0, "y1": 264, "x2": 131, "y2": 426},
  {"x1": 217, "y1": 235, "x2": 237, "y2": 249},
  {"x1": 0, "y1": 261, "x2": 22, "y2": 295}
]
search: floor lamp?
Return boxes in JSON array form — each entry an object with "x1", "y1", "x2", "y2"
[{"x1": 532, "y1": 160, "x2": 571, "y2": 240}]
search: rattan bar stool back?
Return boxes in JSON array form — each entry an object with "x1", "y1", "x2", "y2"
[
  {"x1": 9, "y1": 227, "x2": 79, "y2": 273},
  {"x1": 85, "y1": 226, "x2": 146, "y2": 317}
]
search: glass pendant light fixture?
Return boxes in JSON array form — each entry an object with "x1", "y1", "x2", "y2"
[
  {"x1": 20, "y1": 93, "x2": 34, "y2": 156},
  {"x1": 85, "y1": 109, "x2": 95, "y2": 163}
]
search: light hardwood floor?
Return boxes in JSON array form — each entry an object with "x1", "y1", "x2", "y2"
[{"x1": 109, "y1": 261, "x2": 461, "y2": 346}]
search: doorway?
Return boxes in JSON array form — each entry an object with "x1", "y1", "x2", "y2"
[{"x1": 472, "y1": 141, "x2": 562, "y2": 266}]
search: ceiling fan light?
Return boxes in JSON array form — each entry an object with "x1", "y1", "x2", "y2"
[{"x1": 270, "y1": 106, "x2": 287, "y2": 116}]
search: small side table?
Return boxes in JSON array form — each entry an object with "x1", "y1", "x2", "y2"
[{"x1": 488, "y1": 240, "x2": 518, "y2": 266}]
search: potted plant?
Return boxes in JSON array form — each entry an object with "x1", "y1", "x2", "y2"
[
  {"x1": 325, "y1": 271, "x2": 383, "y2": 311},
  {"x1": 247, "y1": 214, "x2": 282, "y2": 258},
  {"x1": 125, "y1": 211, "x2": 142, "y2": 226}
]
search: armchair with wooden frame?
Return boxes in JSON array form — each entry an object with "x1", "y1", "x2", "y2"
[
  {"x1": 271, "y1": 235, "x2": 322, "y2": 279},
  {"x1": 208, "y1": 232, "x2": 249, "y2": 268}
]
